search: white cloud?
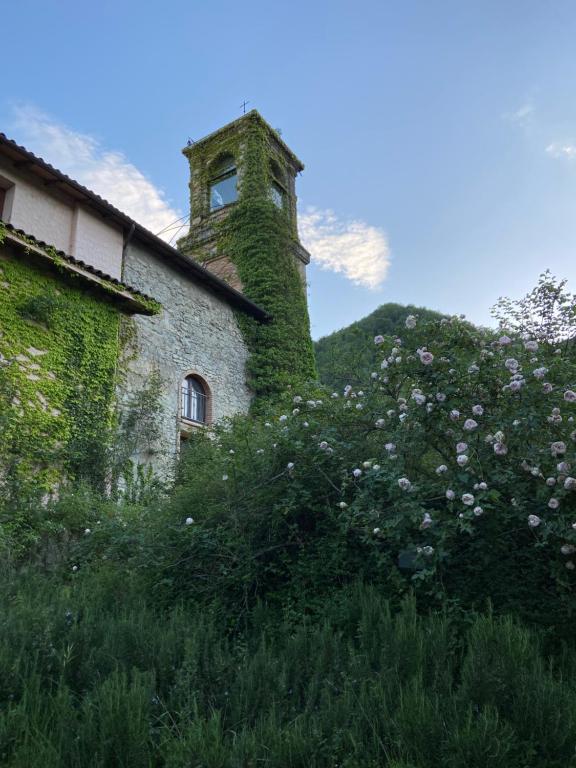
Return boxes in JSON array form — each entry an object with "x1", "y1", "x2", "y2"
[
  {"x1": 9, "y1": 105, "x2": 183, "y2": 240},
  {"x1": 299, "y1": 207, "x2": 390, "y2": 289},
  {"x1": 545, "y1": 142, "x2": 576, "y2": 160},
  {"x1": 503, "y1": 101, "x2": 535, "y2": 126}
]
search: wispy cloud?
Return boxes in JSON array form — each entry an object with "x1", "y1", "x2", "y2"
[
  {"x1": 503, "y1": 100, "x2": 576, "y2": 163},
  {"x1": 8, "y1": 105, "x2": 183, "y2": 239},
  {"x1": 299, "y1": 207, "x2": 390, "y2": 289},
  {"x1": 545, "y1": 142, "x2": 576, "y2": 161},
  {"x1": 503, "y1": 101, "x2": 535, "y2": 127}
]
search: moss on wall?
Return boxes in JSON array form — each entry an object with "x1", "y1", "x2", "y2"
[{"x1": 0, "y1": 238, "x2": 121, "y2": 494}]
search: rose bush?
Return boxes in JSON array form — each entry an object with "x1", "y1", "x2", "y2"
[{"x1": 73, "y1": 275, "x2": 576, "y2": 630}]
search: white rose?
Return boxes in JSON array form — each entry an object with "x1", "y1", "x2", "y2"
[{"x1": 420, "y1": 512, "x2": 433, "y2": 529}]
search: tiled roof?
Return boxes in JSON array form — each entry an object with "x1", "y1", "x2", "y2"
[{"x1": 0, "y1": 132, "x2": 269, "y2": 321}]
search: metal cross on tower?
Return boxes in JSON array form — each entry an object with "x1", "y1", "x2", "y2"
[{"x1": 240, "y1": 100, "x2": 250, "y2": 115}]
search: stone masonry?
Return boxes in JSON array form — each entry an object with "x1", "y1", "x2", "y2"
[{"x1": 120, "y1": 240, "x2": 252, "y2": 476}]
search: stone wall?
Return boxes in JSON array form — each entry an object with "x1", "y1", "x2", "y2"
[{"x1": 120, "y1": 240, "x2": 253, "y2": 476}]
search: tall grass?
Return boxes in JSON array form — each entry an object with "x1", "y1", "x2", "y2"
[{"x1": 1, "y1": 571, "x2": 575, "y2": 767}]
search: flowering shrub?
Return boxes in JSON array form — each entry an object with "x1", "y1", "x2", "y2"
[
  {"x1": 314, "y1": 302, "x2": 445, "y2": 390},
  {"x1": 77, "y1": 276, "x2": 576, "y2": 628},
  {"x1": 5, "y1": 277, "x2": 576, "y2": 766}
]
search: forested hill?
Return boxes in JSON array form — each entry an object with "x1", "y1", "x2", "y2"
[{"x1": 314, "y1": 302, "x2": 445, "y2": 389}]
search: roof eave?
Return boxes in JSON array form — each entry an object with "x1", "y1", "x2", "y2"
[{"x1": 1, "y1": 225, "x2": 161, "y2": 315}]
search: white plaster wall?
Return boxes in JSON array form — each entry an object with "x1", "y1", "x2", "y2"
[
  {"x1": 0, "y1": 160, "x2": 123, "y2": 280},
  {"x1": 0, "y1": 162, "x2": 73, "y2": 254},
  {"x1": 73, "y1": 208, "x2": 123, "y2": 279}
]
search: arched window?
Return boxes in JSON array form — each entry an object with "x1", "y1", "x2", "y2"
[
  {"x1": 181, "y1": 375, "x2": 208, "y2": 423},
  {"x1": 269, "y1": 161, "x2": 287, "y2": 209},
  {"x1": 209, "y1": 154, "x2": 237, "y2": 211}
]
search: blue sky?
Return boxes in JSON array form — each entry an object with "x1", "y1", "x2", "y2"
[{"x1": 2, "y1": 0, "x2": 576, "y2": 339}]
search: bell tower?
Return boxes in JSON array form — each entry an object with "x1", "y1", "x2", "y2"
[
  {"x1": 177, "y1": 110, "x2": 316, "y2": 399},
  {"x1": 177, "y1": 110, "x2": 310, "y2": 293}
]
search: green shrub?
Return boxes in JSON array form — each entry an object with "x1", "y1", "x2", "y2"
[
  {"x1": 0, "y1": 577, "x2": 575, "y2": 766},
  {"x1": 90, "y1": 274, "x2": 575, "y2": 634},
  {"x1": 3, "y1": 274, "x2": 576, "y2": 765}
]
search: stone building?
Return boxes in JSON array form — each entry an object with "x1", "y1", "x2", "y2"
[{"x1": 0, "y1": 111, "x2": 312, "y2": 480}]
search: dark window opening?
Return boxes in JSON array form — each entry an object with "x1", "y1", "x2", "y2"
[{"x1": 0, "y1": 177, "x2": 14, "y2": 222}]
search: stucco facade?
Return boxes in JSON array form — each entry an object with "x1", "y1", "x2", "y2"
[{"x1": 0, "y1": 157, "x2": 124, "y2": 279}]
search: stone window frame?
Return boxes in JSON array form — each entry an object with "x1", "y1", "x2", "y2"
[{"x1": 179, "y1": 371, "x2": 213, "y2": 429}]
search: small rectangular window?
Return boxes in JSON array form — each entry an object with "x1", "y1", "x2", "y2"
[{"x1": 0, "y1": 187, "x2": 5, "y2": 219}]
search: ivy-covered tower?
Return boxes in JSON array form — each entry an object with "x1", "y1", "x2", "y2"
[{"x1": 177, "y1": 111, "x2": 316, "y2": 401}]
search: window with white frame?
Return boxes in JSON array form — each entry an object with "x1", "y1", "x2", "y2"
[{"x1": 181, "y1": 375, "x2": 208, "y2": 423}]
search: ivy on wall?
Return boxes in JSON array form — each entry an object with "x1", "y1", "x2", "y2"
[
  {"x1": 0, "y1": 232, "x2": 121, "y2": 497},
  {"x1": 179, "y1": 114, "x2": 317, "y2": 402}
]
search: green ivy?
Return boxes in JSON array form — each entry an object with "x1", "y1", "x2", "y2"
[
  {"x1": 0, "y1": 238, "x2": 121, "y2": 495},
  {"x1": 179, "y1": 114, "x2": 317, "y2": 402},
  {"x1": 0, "y1": 223, "x2": 161, "y2": 316}
]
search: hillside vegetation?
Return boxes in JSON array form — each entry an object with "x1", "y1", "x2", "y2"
[
  {"x1": 314, "y1": 303, "x2": 445, "y2": 389},
  {"x1": 1, "y1": 274, "x2": 576, "y2": 766}
]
